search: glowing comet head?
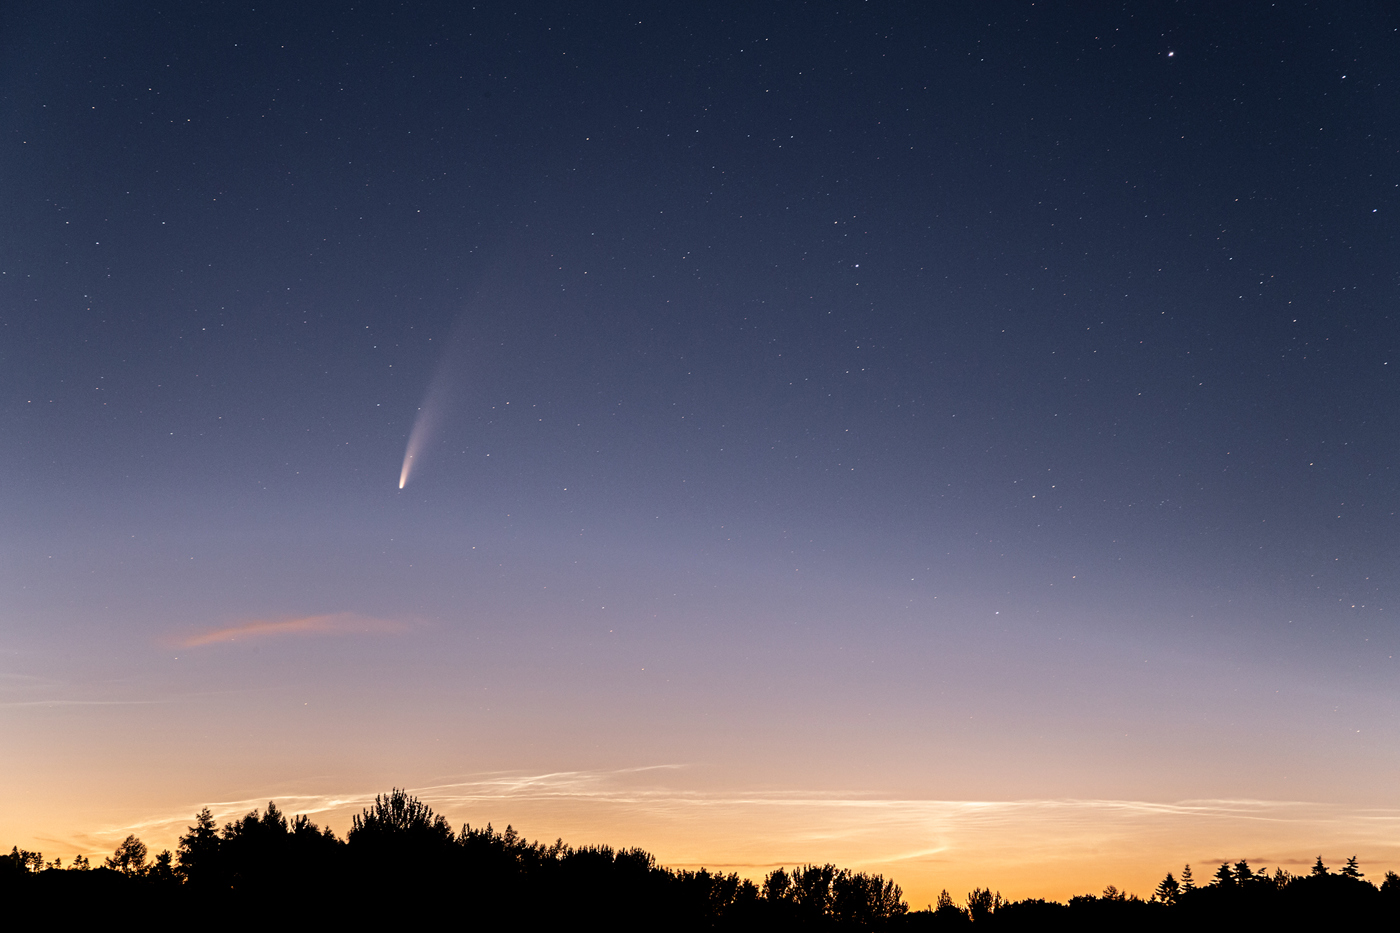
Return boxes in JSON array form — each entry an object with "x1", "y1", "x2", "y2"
[
  {"x1": 397, "y1": 320, "x2": 466, "y2": 488},
  {"x1": 398, "y1": 398, "x2": 438, "y2": 489},
  {"x1": 398, "y1": 429, "x2": 426, "y2": 489}
]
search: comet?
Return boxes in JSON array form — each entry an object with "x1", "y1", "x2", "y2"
[
  {"x1": 398, "y1": 317, "x2": 468, "y2": 489},
  {"x1": 398, "y1": 403, "x2": 437, "y2": 489}
]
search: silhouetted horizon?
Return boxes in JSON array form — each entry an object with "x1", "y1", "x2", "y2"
[{"x1": 6, "y1": 790, "x2": 1399, "y2": 930}]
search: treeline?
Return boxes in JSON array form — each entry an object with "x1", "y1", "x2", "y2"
[
  {"x1": 2, "y1": 789, "x2": 901, "y2": 929},
  {"x1": 5, "y1": 789, "x2": 1399, "y2": 930}
]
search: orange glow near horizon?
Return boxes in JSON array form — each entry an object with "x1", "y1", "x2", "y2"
[{"x1": 10, "y1": 771, "x2": 1400, "y2": 905}]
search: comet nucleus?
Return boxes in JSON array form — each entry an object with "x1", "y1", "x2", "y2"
[{"x1": 398, "y1": 318, "x2": 468, "y2": 488}]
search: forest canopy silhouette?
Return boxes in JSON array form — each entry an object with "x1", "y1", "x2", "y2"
[{"x1": 5, "y1": 789, "x2": 1397, "y2": 930}]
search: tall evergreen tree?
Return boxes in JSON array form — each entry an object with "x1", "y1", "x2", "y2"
[
  {"x1": 1180, "y1": 864, "x2": 1196, "y2": 890},
  {"x1": 177, "y1": 807, "x2": 221, "y2": 884},
  {"x1": 148, "y1": 850, "x2": 179, "y2": 884},
  {"x1": 1341, "y1": 856, "x2": 1363, "y2": 879},
  {"x1": 1311, "y1": 856, "x2": 1329, "y2": 877}
]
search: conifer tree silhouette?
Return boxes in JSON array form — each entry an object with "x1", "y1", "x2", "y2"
[{"x1": 177, "y1": 808, "x2": 220, "y2": 884}]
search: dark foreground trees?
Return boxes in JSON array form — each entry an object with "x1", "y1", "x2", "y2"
[
  {"x1": 1, "y1": 790, "x2": 904, "y2": 929},
  {"x1": 5, "y1": 790, "x2": 1400, "y2": 930}
]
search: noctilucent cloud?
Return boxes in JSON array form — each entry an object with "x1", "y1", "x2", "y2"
[{"x1": 2, "y1": 2, "x2": 1398, "y2": 901}]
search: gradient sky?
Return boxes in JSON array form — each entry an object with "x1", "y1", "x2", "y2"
[{"x1": 3, "y1": 1, "x2": 1399, "y2": 903}]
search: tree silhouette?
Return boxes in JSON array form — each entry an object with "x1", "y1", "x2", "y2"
[
  {"x1": 788, "y1": 863, "x2": 837, "y2": 918},
  {"x1": 177, "y1": 807, "x2": 220, "y2": 885},
  {"x1": 7, "y1": 847, "x2": 42, "y2": 874},
  {"x1": 762, "y1": 866, "x2": 791, "y2": 903},
  {"x1": 104, "y1": 835, "x2": 148, "y2": 876},
  {"x1": 831, "y1": 867, "x2": 906, "y2": 925},
  {"x1": 148, "y1": 850, "x2": 179, "y2": 884},
  {"x1": 16, "y1": 787, "x2": 1400, "y2": 929},
  {"x1": 966, "y1": 886, "x2": 1003, "y2": 920},
  {"x1": 927, "y1": 887, "x2": 970, "y2": 925},
  {"x1": 349, "y1": 788, "x2": 454, "y2": 845}
]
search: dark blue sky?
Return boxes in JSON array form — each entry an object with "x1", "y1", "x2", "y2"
[{"x1": 3, "y1": 1, "x2": 1399, "y2": 895}]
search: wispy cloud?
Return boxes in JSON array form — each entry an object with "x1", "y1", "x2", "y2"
[
  {"x1": 76, "y1": 768, "x2": 1400, "y2": 905},
  {"x1": 0, "y1": 672, "x2": 241, "y2": 709},
  {"x1": 175, "y1": 612, "x2": 403, "y2": 648},
  {"x1": 0, "y1": 698, "x2": 177, "y2": 708},
  {"x1": 102, "y1": 768, "x2": 1400, "y2": 874}
]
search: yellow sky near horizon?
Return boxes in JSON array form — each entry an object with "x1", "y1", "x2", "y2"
[{"x1": 11, "y1": 769, "x2": 1400, "y2": 906}]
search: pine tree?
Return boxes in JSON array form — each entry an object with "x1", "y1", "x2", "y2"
[
  {"x1": 148, "y1": 850, "x2": 179, "y2": 883},
  {"x1": 1181, "y1": 864, "x2": 1196, "y2": 891},
  {"x1": 177, "y1": 807, "x2": 221, "y2": 884},
  {"x1": 1341, "y1": 856, "x2": 1363, "y2": 879},
  {"x1": 1311, "y1": 856, "x2": 1328, "y2": 877},
  {"x1": 1154, "y1": 872, "x2": 1180, "y2": 905},
  {"x1": 1211, "y1": 862, "x2": 1235, "y2": 887},
  {"x1": 8, "y1": 847, "x2": 42, "y2": 873}
]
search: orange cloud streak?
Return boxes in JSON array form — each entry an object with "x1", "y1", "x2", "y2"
[{"x1": 177, "y1": 613, "x2": 402, "y2": 647}]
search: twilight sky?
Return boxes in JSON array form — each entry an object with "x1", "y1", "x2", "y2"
[{"x1": 3, "y1": 1, "x2": 1399, "y2": 902}]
